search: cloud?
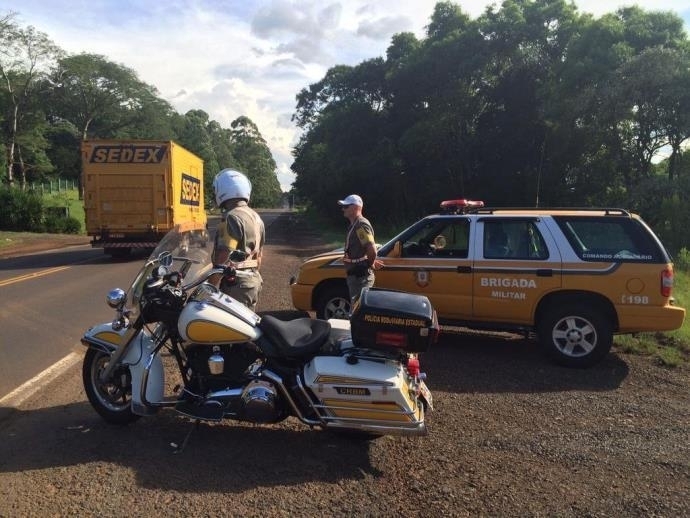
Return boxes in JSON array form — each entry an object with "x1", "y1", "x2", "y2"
[
  {"x1": 357, "y1": 16, "x2": 414, "y2": 39},
  {"x1": 284, "y1": 39, "x2": 338, "y2": 64},
  {"x1": 276, "y1": 112, "x2": 296, "y2": 129},
  {"x1": 318, "y1": 3, "x2": 342, "y2": 29},
  {"x1": 250, "y1": 1, "x2": 346, "y2": 65},
  {"x1": 270, "y1": 57, "x2": 306, "y2": 73},
  {"x1": 251, "y1": 1, "x2": 332, "y2": 39}
]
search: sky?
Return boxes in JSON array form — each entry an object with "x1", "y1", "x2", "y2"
[{"x1": 3, "y1": 1, "x2": 690, "y2": 191}]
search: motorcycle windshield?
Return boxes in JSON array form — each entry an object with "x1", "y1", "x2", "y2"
[{"x1": 125, "y1": 222, "x2": 212, "y2": 315}]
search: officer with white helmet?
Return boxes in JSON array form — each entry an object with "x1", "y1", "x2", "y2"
[{"x1": 211, "y1": 168, "x2": 265, "y2": 310}]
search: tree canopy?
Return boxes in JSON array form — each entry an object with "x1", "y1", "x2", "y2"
[
  {"x1": 291, "y1": 0, "x2": 690, "y2": 249},
  {"x1": 0, "y1": 15, "x2": 283, "y2": 208},
  {"x1": 3, "y1": 1, "x2": 690, "y2": 242}
]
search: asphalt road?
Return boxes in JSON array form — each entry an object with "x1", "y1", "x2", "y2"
[{"x1": 0, "y1": 245, "x2": 145, "y2": 399}]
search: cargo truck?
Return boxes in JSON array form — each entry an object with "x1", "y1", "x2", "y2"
[{"x1": 82, "y1": 140, "x2": 207, "y2": 257}]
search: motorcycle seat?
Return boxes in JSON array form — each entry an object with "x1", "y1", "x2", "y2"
[{"x1": 258, "y1": 315, "x2": 332, "y2": 358}]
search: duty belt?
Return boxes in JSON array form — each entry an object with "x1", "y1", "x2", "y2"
[
  {"x1": 234, "y1": 259, "x2": 259, "y2": 270},
  {"x1": 343, "y1": 256, "x2": 367, "y2": 264}
]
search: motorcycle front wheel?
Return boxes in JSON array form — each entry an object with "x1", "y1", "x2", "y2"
[{"x1": 82, "y1": 348, "x2": 140, "y2": 425}]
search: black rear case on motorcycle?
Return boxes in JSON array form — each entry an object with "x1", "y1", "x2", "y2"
[{"x1": 349, "y1": 288, "x2": 438, "y2": 353}]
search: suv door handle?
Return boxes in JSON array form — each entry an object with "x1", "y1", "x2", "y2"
[
  {"x1": 457, "y1": 266, "x2": 472, "y2": 273},
  {"x1": 536, "y1": 269, "x2": 553, "y2": 277}
]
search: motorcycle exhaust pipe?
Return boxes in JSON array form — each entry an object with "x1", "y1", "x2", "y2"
[{"x1": 260, "y1": 370, "x2": 320, "y2": 426}]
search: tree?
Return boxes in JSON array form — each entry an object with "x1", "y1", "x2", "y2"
[
  {"x1": 293, "y1": 58, "x2": 388, "y2": 132},
  {"x1": 43, "y1": 119, "x2": 80, "y2": 181},
  {"x1": 470, "y1": 0, "x2": 584, "y2": 206},
  {"x1": 207, "y1": 120, "x2": 236, "y2": 171},
  {"x1": 47, "y1": 53, "x2": 171, "y2": 196},
  {"x1": 230, "y1": 116, "x2": 282, "y2": 207},
  {"x1": 117, "y1": 89, "x2": 177, "y2": 140},
  {"x1": 656, "y1": 48, "x2": 690, "y2": 181},
  {"x1": 426, "y1": 1, "x2": 470, "y2": 41},
  {"x1": 0, "y1": 18, "x2": 63, "y2": 187},
  {"x1": 174, "y1": 109, "x2": 218, "y2": 207},
  {"x1": 291, "y1": 0, "x2": 690, "y2": 223},
  {"x1": 48, "y1": 53, "x2": 164, "y2": 140}
]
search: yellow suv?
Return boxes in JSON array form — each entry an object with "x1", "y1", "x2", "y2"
[{"x1": 290, "y1": 200, "x2": 685, "y2": 367}]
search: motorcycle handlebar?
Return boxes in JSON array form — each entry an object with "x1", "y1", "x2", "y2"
[
  {"x1": 181, "y1": 266, "x2": 224, "y2": 291},
  {"x1": 181, "y1": 265, "x2": 253, "y2": 292}
]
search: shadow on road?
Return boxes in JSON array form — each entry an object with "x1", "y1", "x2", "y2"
[
  {"x1": 426, "y1": 329, "x2": 629, "y2": 394},
  {"x1": 0, "y1": 402, "x2": 381, "y2": 491},
  {"x1": 0, "y1": 247, "x2": 148, "y2": 271}
]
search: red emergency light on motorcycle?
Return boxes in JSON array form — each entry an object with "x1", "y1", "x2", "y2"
[
  {"x1": 439, "y1": 199, "x2": 484, "y2": 214},
  {"x1": 406, "y1": 357, "x2": 420, "y2": 378}
]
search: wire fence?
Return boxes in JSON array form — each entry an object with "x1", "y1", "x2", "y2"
[{"x1": 28, "y1": 179, "x2": 78, "y2": 194}]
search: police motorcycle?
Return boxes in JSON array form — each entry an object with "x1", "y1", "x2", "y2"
[{"x1": 81, "y1": 223, "x2": 436, "y2": 442}]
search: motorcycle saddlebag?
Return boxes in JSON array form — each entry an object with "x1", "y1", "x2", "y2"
[{"x1": 350, "y1": 288, "x2": 438, "y2": 353}]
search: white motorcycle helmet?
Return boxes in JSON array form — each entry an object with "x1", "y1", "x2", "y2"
[{"x1": 213, "y1": 168, "x2": 252, "y2": 207}]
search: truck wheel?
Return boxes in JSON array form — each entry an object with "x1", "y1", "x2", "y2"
[
  {"x1": 538, "y1": 304, "x2": 613, "y2": 368},
  {"x1": 315, "y1": 285, "x2": 350, "y2": 320}
]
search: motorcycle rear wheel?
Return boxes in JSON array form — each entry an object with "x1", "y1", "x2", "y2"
[{"x1": 82, "y1": 348, "x2": 140, "y2": 425}]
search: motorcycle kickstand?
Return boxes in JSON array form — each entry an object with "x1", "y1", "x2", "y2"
[{"x1": 171, "y1": 419, "x2": 201, "y2": 454}]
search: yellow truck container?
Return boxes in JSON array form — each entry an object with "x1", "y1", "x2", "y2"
[{"x1": 82, "y1": 140, "x2": 207, "y2": 257}]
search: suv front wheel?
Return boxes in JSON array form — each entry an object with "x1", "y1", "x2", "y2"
[
  {"x1": 538, "y1": 304, "x2": 613, "y2": 368},
  {"x1": 315, "y1": 284, "x2": 351, "y2": 320}
]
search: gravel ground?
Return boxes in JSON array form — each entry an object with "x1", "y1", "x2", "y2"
[{"x1": 0, "y1": 212, "x2": 689, "y2": 517}]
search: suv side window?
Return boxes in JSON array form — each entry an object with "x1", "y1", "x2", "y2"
[
  {"x1": 401, "y1": 219, "x2": 470, "y2": 258},
  {"x1": 553, "y1": 216, "x2": 664, "y2": 262},
  {"x1": 484, "y1": 220, "x2": 548, "y2": 259}
]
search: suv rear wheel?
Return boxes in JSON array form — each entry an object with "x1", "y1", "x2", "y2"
[{"x1": 538, "y1": 304, "x2": 613, "y2": 368}]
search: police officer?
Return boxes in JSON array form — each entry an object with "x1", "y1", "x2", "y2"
[
  {"x1": 211, "y1": 169, "x2": 265, "y2": 311},
  {"x1": 338, "y1": 194, "x2": 383, "y2": 305}
]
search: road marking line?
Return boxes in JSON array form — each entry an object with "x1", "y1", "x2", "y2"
[
  {"x1": 0, "y1": 352, "x2": 82, "y2": 408},
  {"x1": 0, "y1": 265, "x2": 71, "y2": 287}
]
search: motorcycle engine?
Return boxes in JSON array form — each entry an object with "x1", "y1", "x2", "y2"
[
  {"x1": 185, "y1": 342, "x2": 262, "y2": 394},
  {"x1": 241, "y1": 380, "x2": 281, "y2": 423}
]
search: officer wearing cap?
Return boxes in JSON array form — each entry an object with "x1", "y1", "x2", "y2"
[
  {"x1": 211, "y1": 168, "x2": 265, "y2": 311},
  {"x1": 338, "y1": 194, "x2": 383, "y2": 305}
]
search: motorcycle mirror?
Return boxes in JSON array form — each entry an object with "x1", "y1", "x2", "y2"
[{"x1": 159, "y1": 251, "x2": 173, "y2": 268}]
